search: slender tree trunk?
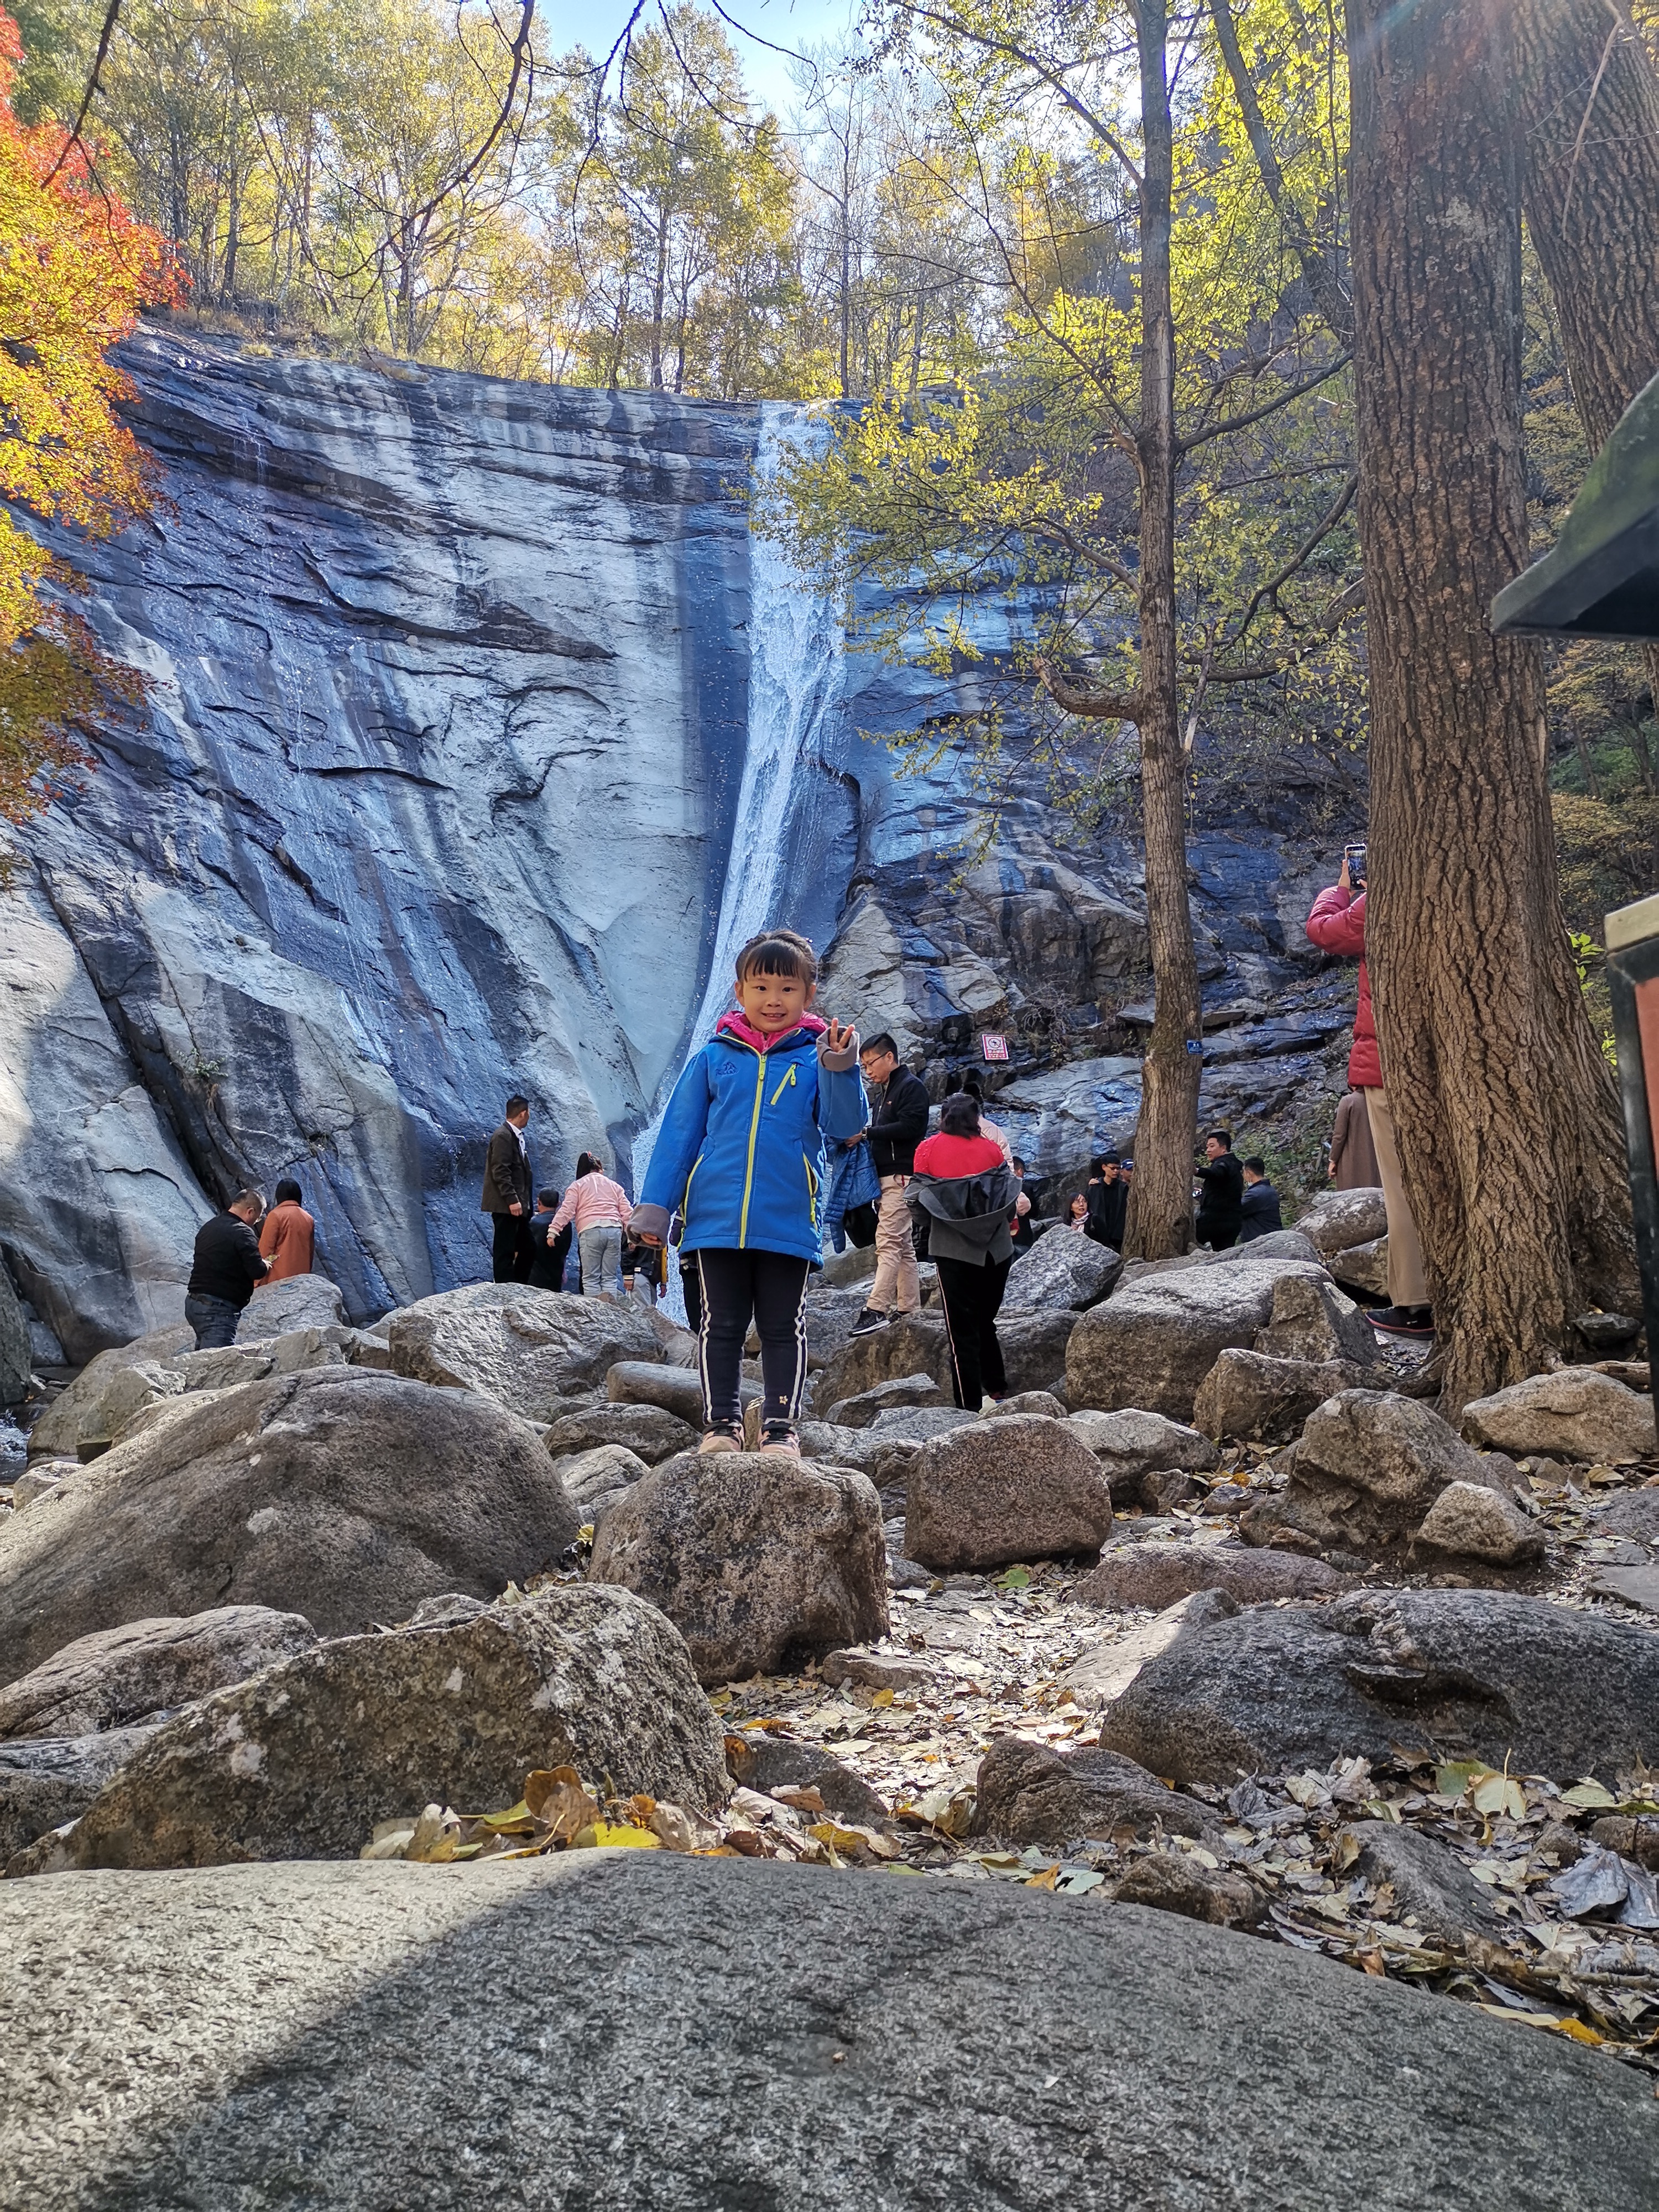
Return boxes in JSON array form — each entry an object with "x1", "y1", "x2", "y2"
[
  {"x1": 1125, "y1": 0, "x2": 1202, "y2": 1261},
  {"x1": 1345, "y1": 0, "x2": 1635, "y2": 1408}
]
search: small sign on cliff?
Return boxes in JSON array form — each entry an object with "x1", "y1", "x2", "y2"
[{"x1": 980, "y1": 1033, "x2": 1009, "y2": 1062}]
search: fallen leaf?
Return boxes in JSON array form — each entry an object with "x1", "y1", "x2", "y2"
[
  {"x1": 523, "y1": 1770, "x2": 599, "y2": 1842},
  {"x1": 771, "y1": 1786, "x2": 828, "y2": 1813},
  {"x1": 571, "y1": 1820, "x2": 661, "y2": 1851},
  {"x1": 472, "y1": 1799, "x2": 538, "y2": 1835},
  {"x1": 1470, "y1": 1770, "x2": 1527, "y2": 1822},
  {"x1": 1025, "y1": 1864, "x2": 1060, "y2": 1890},
  {"x1": 994, "y1": 1566, "x2": 1032, "y2": 1592},
  {"x1": 1560, "y1": 1781, "x2": 1620, "y2": 1811},
  {"x1": 648, "y1": 1802, "x2": 696, "y2": 1853}
]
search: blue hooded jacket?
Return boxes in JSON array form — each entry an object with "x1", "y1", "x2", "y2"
[{"x1": 635, "y1": 1011, "x2": 868, "y2": 1262}]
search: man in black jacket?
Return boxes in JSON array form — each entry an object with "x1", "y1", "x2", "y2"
[
  {"x1": 1086, "y1": 1154, "x2": 1129, "y2": 1250},
  {"x1": 185, "y1": 1190, "x2": 270, "y2": 1348},
  {"x1": 479, "y1": 1094, "x2": 534, "y2": 1282},
  {"x1": 1238, "y1": 1157, "x2": 1284, "y2": 1243},
  {"x1": 1194, "y1": 1128, "x2": 1245, "y2": 1250},
  {"x1": 850, "y1": 1033, "x2": 931, "y2": 1334}
]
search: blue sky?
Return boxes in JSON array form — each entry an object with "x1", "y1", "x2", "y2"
[{"x1": 551, "y1": 0, "x2": 866, "y2": 113}]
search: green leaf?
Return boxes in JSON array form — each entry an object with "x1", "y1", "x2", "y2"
[{"x1": 1559, "y1": 1781, "x2": 1619, "y2": 1810}]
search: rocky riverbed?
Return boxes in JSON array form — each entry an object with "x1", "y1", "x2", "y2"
[{"x1": 2, "y1": 1202, "x2": 1657, "y2": 2199}]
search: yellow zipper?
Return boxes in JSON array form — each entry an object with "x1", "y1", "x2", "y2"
[
  {"x1": 769, "y1": 1064, "x2": 797, "y2": 1108},
  {"x1": 803, "y1": 1152, "x2": 818, "y2": 1230},
  {"x1": 681, "y1": 1152, "x2": 705, "y2": 1222},
  {"x1": 738, "y1": 1052, "x2": 766, "y2": 1246}
]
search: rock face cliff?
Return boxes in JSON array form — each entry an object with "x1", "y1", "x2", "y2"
[{"x1": 1, "y1": 332, "x2": 1360, "y2": 1359}]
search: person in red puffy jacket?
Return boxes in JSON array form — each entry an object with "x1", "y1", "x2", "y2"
[{"x1": 1305, "y1": 853, "x2": 1432, "y2": 1335}]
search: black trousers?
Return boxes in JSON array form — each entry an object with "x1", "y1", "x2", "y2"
[
  {"x1": 695, "y1": 1248, "x2": 810, "y2": 1433},
  {"x1": 935, "y1": 1253, "x2": 1011, "y2": 1412},
  {"x1": 491, "y1": 1212, "x2": 533, "y2": 1283}
]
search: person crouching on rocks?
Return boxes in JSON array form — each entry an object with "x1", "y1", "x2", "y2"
[
  {"x1": 629, "y1": 928, "x2": 865, "y2": 1458},
  {"x1": 907, "y1": 1089, "x2": 1021, "y2": 1413}
]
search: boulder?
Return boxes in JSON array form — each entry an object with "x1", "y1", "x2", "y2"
[
  {"x1": 1415, "y1": 1481, "x2": 1544, "y2": 1567},
  {"x1": 606, "y1": 1359, "x2": 759, "y2": 1425},
  {"x1": 588, "y1": 1453, "x2": 888, "y2": 1683},
  {"x1": 23, "y1": 1325, "x2": 194, "y2": 1460},
  {"x1": 1, "y1": 1722, "x2": 165, "y2": 1862},
  {"x1": 794, "y1": 1421, "x2": 886, "y2": 1478},
  {"x1": 1460, "y1": 1369, "x2": 1657, "y2": 1466},
  {"x1": 1329, "y1": 1235, "x2": 1390, "y2": 1302},
  {"x1": 1001, "y1": 1232, "x2": 1123, "y2": 1313},
  {"x1": 971, "y1": 1736, "x2": 1222, "y2": 1847},
  {"x1": 1063, "y1": 1407, "x2": 1220, "y2": 1501},
  {"x1": 984, "y1": 1390, "x2": 1068, "y2": 1420},
  {"x1": 551, "y1": 1444, "x2": 649, "y2": 1524},
  {"x1": 723, "y1": 1735, "x2": 890, "y2": 1825},
  {"x1": 1060, "y1": 1590, "x2": 1239, "y2": 1709},
  {"x1": 820, "y1": 1650, "x2": 931, "y2": 1692},
  {"x1": 64, "y1": 1584, "x2": 728, "y2": 1869},
  {"x1": 812, "y1": 1315, "x2": 953, "y2": 1408},
  {"x1": 1240, "y1": 1391, "x2": 1524, "y2": 1556},
  {"x1": 1211, "y1": 1229, "x2": 1323, "y2": 1269},
  {"x1": 1099, "y1": 1587, "x2": 1659, "y2": 1784},
  {"x1": 905, "y1": 1415, "x2": 1114, "y2": 1572},
  {"x1": 1594, "y1": 1490, "x2": 1659, "y2": 1544},
  {"x1": 1065, "y1": 1249, "x2": 1331, "y2": 1420},
  {"x1": 998, "y1": 1310, "x2": 1085, "y2": 1394},
  {"x1": 0, "y1": 1265, "x2": 30, "y2": 1409},
  {"x1": 0, "y1": 1606, "x2": 318, "y2": 1740},
  {"x1": 541, "y1": 1401, "x2": 700, "y2": 1465},
  {"x1": 1076, "y1": 1543, "x2": 1347, "y2": 1612},
  {"x1": 825, "y1": 1374, "x2": 946, "y2": 1429},
  {"x1": 1194, "y1": 1350, "x2": 1378, "y2": 1444},
  {"x1": 237, "y1": 1274, "x2": 346, "y2": 1342},
  {"x1": 1340, "y1": 1819, "x2": 1507, "y2": 1944},
  {"x1": 863, "y1": 1406, "x2": 977, "y2": 1442},
  {"x1": 1114, "y1": 1853, "x2": 1266, "y2": 1929},
  {"x1": 3, "y1": 1857, "x2": 1654, "y2": 2209},
  {"x1": 389, "y1": 1286, "x2": 662, "y2": 1421},
  {"x1": 1253, "y1": 1275, "x2": 1378, "y2": 1368},
  {"x1": 0, "y1": 1370, "x2": 578, "y2": 1688},
  {"x1": 1290, "y1": 1187, "x2": 1389, "y2": 1258}
]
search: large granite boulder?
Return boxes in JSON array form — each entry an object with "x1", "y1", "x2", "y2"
[
  {"x1": 236, "y1": 1274, "x2": 346, "y2": 1342},
  {"x1": 904, "y1": 1415, "x2": 1113, "y2": 1572},
  {"x1": 588, "y1": 1453, "x2": 888, "y2": 1683},
  {"x1": 22, "y1": 1324, "x2": 194, "y2": 1460},
  {"x1": 1328, "y1": 1235, "x2": 1390, "y2": 1302},
  {"x1": 1193, "y1": 1350, "x2": 1376, "y2": 1444},
  {"x1": 1289, "y1": 1187, "x2": 1388, "y2": 1259},
  {"x1": 1, "y1": 1722, "x2": 165, "y2": 1864},
  {"x1": 1460, "y1": 1369, "x2": 1657, "y2": 1465},
  {"x1": 606, "y1": 1360, "x2": 758, "y2": 1425},
  {"x1": 971, "y1": 1736, "x2": 1221, "y2": 1846},
  {"x1": 813, "y1": 1310, "x2": 1076, "y2": 1411},
  {"x1": 1415, "y1": 1481, "x2": 1545, "y2": 1567},
  {"x1": 0, "y1": 1606, "x2": 317, "y2": 1740},
  {"x1": 0, "y1": 1370, "x2": 578, "y2": 1687},
  {"x1": 1099, "y1": 1588, "x2": 1659, "y2": 1784},
  {"x1": 388, "y1": 1285, "x2": 663, "y2": 1420},
  {"x1": 1001, "y1": 1230, "x2": 1123, "y2": 1313},
  {"x1": 1063, "y1": 1408, "x2": 1219, "y2": 1500},
  {"x1": 0, "y1": 1265, "x2": 29, "y2": 1409},
  {"x1": 1065, "y1": 1247, "x2": 1331, "y2": 1420},
  {"x1": 825, "y1": 1375, "x2": 946, "y2": 1428},
  {"x1": 63, "y1": 1585, "x2": 727, "y2": 1870},
  {"x1": 1240, "y1": 1390, "x2": 1525, "y2": 1556},
  {"x1": 1339, "y1": 1820, "x2": 1507, "y2": 1945},
  {"x1": 2, "y1": 1855, "x2": 1652, "y2": 2208},
  {"x1": 552, "y1": 1444, "x2": 648, "y2": 1525}
]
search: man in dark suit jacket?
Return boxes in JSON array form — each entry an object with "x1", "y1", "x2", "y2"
[{"x1": 480, "y1": 1093, "x2": 534, "y2": 1282}]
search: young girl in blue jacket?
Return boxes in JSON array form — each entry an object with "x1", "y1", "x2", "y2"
[{"x1": 630, "y1": 928, "x2": 865, "y2": 1456}]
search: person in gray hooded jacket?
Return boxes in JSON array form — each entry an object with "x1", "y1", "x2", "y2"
[{"x1": 907, "y1": 1091, "x2": 1021, "y2": 1411}]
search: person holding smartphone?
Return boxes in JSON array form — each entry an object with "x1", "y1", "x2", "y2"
[{"x1": 1306, "y1": 844, "x2": 1433, "y2": 1337}]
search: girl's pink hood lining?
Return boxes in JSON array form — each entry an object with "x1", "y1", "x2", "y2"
[{"x1": 714, "y1": 1009, "x2": 828, "y2": 1053}]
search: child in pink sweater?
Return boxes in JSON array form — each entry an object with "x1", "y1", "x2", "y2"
[{"x1": 548, "y1": 1152, "x2": 633, "y2": 1299}]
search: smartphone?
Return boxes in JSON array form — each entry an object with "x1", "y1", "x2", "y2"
[{"x1": 1344, "y1": 841, "x2": 1367, "y2": 886}]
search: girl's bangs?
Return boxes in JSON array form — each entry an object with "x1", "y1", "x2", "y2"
[{"x1": 736, "y1": 936, "x2": 815, "y2": 983}]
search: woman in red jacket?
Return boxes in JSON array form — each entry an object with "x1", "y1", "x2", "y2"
[
  {"x1": 908, "y1": 1092, "x2": 1022, "y2": 1411},
  {"x1": 1305, "y1": 853, "x2": 1431, "y2": 1335}
]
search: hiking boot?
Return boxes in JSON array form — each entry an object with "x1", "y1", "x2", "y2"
[
  {"x1": 758, "y1": 1427, "x2": 801, "y2": 1458},
  {"x1": 1366, "y1": 1304, "x2": 1434, "y2": 1337},
  {"x1": 848, "y1": 1308, "x2": 889, "y2": 1337},
  {"x1": 698, "y1": 1425, "x2": 744, "y2": 1454}
]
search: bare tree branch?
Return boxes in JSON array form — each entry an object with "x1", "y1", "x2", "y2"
[
  {"x1": 45, "y1": 0, "x2": 122, "y2": 184},
  {"x1": 1034, "y1": 655, "x2": 1144, "y2": 721}
]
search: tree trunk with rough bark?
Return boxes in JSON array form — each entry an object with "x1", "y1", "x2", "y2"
[
  {"x1": 1346, "y1": 0, "x2": 1636, "y2": 1410},
  {"x1": 1125, "y1": 0, "x2": 1203, "y2": 1261},
  {"x1": 1512, "y1": 0, "x2": 1659, "y2": 448}
]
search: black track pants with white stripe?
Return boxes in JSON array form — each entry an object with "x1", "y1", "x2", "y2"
[{"x1": 694, "y1": 1248, "x2": 812, "y2": 1433}]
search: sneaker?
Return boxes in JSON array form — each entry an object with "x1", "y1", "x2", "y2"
[
  {"x1": 848, "y1": 1308, "x2": 889, "y2": 1337},
  {"x1": 759, "y1": 1428, "x2": 801, "y2": 1458},
  {"x1": 1366, "y1": 1305, "x2": 1434, "y2": 1337},
  {"x1": 698, "y1": 1426, "x2": 743, "y2": 1454}
]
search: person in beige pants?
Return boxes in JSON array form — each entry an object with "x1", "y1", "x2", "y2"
[{"x1": 849, "y1": 1031, "x2": 931, "y2": 1335}]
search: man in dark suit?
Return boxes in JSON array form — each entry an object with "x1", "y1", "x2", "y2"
[{"x1": 481, "y1": 1093, "x2": 534, "y2": 1282}]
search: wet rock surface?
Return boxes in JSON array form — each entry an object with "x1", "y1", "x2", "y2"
[
  {"x1": 65, "y1": 1584, "x2": 728, "y2": 1867},
  {"x1": 588, "y1": 1453, "x2": 888, "y2": 1683},
  {"x1": 0, "y1": 1370, "x2": 577, "y2": 1685}
]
